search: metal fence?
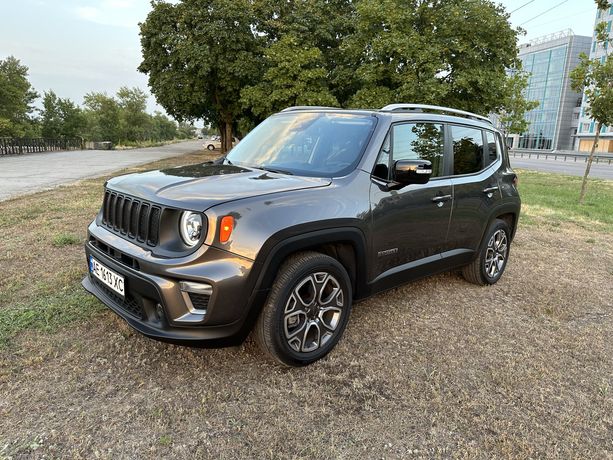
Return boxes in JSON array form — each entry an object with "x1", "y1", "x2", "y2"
[
  {"x1": 510, "y1": 149, "x2": 613, "y2": 165},
  {"x1": 0, "y1": 137, "x2": 83, "y2": 155}
]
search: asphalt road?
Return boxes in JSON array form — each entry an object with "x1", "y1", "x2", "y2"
[
  {"x1": 510, "y1": 155, "x2": 613, "y2": 180},
  {"x1": 0, "y1": 140, "x2": 204, "y2": 202}
]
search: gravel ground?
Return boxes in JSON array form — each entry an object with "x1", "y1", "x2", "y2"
[{"x1": 1, "y1": 221, "x2": 612, "y2": 459}]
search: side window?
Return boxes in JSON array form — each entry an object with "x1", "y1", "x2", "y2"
[
  {"x1": 485, "y1": 131, "x2": 498, "y2": 165},
  {"x1": 392, "y1": 123, "x2": 444, "y2": 177},
  {"x1": 452, "y1": 125, "x2": 484, "y2": 175}
]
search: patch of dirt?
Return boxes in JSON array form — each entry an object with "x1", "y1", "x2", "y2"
[{"x1": 1, "y1": 222, "x2": 612, "y2": 458}]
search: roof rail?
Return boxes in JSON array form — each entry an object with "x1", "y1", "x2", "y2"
[
  {"x1": 380, "y1": 103, "x2": 492, "y2": 124},
  {"x1": 281, "y1": 106, "x2": 339, "y2": 112}
]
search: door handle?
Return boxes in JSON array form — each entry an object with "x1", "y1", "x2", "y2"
[
  {"x1": 482, "y1": 186, "x2": 499, "y2": 194},
  {"x1": 432, "y1": 194, "x2": 452, "y2": 207},
  {"x1": 431, "y1": 194, "x2": 452, "y2": 202}
]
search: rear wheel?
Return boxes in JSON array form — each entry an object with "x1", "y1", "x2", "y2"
[
  {"x1": 207, "y1": 144, "x2": 215, "y2": 151},
  {"x1": 462, "y1": 219, "x2": 511, "y2": 285},
  {"x1": 255, "y1": 252, "x2": 352, "y2": 366}
]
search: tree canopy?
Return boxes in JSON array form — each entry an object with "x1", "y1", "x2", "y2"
[
  {"x1": 139, "y1": 0, "x2": 262, "y2": 151},
  {"x1": 41, "y1": 90, "x2": 87, "y2": 138},
  {"x1": 495, "y1": 71, "x2": 539, "y2": 137},
  {"x1": 0, "y1": 56, "x2": 38, "y2": 137},
  {"x1": 139, "y1": 0, "x2": 524, "y2": 152}
]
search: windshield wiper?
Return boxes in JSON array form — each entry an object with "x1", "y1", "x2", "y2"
[{"x1": 252, "y1": 165, "x2": 294, "y2": 175}]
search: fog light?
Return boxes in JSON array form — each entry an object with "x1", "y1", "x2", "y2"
[{"x1": 176, "y1": 281, "x2": 213, "y2": 323}]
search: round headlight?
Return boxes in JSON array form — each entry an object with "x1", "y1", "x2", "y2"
[{"x1": 180, "y1": 211, "x2": 203, "y2": 247}]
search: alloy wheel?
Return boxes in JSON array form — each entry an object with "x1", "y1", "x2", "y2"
[
  {"x1": 283, "y1": 272, "x2": 345, "y2": 353},
  {"x1": 485, "y1": 229, "x2": 508, "y2": 279}
]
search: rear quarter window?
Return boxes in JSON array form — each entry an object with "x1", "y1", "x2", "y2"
[{"x1": 451, "y1": 125, "x2": 485, "y2": 175}]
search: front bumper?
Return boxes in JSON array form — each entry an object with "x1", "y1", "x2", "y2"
[{"x1": 82, "y1": 222, "x2": 260, "y2": 347}]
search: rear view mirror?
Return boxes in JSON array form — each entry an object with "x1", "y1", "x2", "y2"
[{"x1": 393, "y1": 159, "x2": 432, "y2": 187}]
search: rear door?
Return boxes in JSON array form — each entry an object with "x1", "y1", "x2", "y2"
[{"x1": 447, "y1": 125, "x2": 504, "y2": 255}]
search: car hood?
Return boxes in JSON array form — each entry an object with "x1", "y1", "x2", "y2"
[{"x1": 106, "y1": 163, "x2": 331, "y2": 211}]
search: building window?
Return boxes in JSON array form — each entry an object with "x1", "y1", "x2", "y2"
[
  {"x1": 579, "y1": 125, "x2": 583, "y2": 133},
  {"x1": 602, "y1": 56, "x2": 607, "y2": 64},
  {"x1": 593, "y1": 41, "x2": 597, "y2": 52},
  {"x1": 590, "y1": 121, "x2": 596, "y2": 133}
]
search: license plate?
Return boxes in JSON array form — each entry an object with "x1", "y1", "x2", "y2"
[{"x1": 90, "y1": 256, "x2": 125, "y2": 297}]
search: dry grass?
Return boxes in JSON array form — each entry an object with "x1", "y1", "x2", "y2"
[{"x1": 0, "y1": 156, "x2": 612, "y2": 458}]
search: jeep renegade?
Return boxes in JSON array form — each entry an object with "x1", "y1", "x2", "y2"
[{"x1": 82, "y1": 104, "x2": 520, "y2": 366}]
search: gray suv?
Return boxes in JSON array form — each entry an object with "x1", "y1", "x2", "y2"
[{"x1": 82, "y1": 104, "x2": 520, "y2": 366}]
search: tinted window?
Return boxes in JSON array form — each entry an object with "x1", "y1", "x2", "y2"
[
  {"x1": 485, "y1": 131, "x2": 498, "y2": 165},
  {"x1": 226, "y1": 112, "x2": 375, "y2": 177},
  {"x1": 393, "y1": 123, "x2": 444, "y2": 177},
  {"x1": 452, "y1": 126, "x2": 484, "y2": 175}
]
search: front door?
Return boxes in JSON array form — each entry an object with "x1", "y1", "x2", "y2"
[{"x1": 369, "y1": 121, "x2": 452, "y2": 282}]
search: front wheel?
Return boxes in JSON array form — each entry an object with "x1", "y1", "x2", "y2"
[
  {"x1": 206, "y1": 144, "x2": 215, "y2": 151},
  {"x1": 255, "y1": 252, "x2": 352, "y2": 366},
  {"x1": 462, "y1": 219, "x2": 511, "y2": 285}
]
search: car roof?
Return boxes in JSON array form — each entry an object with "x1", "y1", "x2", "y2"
[{"x1": 279, "y1": 104, "x2": 498, "y2": 132}]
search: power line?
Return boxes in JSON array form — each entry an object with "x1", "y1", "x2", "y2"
[
  {"x1": 510, "y1": 0, "x2": 537, "y2": 15},
  {"x1": 528, "y1": 8, "x2": 594, "y2": 30},
  {"x1": 520, "y1": 0, "x2": 570, "y2": 26}
]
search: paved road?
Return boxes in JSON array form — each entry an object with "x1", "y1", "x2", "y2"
[
  {"x1": 0, "y1": 140, "x2": 204, "y2": 202},
  {"x1": 510, "y1": 155, "x2": 613, "y2": 180}
]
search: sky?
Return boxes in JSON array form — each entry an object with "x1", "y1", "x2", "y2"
[{"x1": 0, "y1": 0, "x2": 600, "y2": 120}]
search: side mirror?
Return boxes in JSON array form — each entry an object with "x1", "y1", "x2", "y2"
[{"x1": 392, "y1": 159, "x2": 432, "y2": 187}]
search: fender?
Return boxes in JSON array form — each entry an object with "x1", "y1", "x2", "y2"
[
  {"x1": 253, "y1": 223, "x2": 369, "y2": 297},
  {"x1": 230, "y1": 224, "x2": 369, "y2": 342}
]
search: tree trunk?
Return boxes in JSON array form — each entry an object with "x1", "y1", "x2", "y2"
[
  {"x1": 218, "y1": 117, "x2": 233, "y2": 155},
  {"x1": 219, "y1": 126, "x2": 226, "y2": 154},
  {"x1": 579, "y1": 122, "x2": 601, "y2": 205},
  {"x1": 223, "y1": 119, "x2": 233, "y2": 154}
]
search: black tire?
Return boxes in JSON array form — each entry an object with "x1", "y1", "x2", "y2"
[
  {"x1": 207, "y1": 144, "x2": 215, "y2": 151},
  {"x1": 462, "y1": 219, "x2": 511, "y2": 286},
  {"x1": 255, "y1": 251, "x2": 353, "y2": 366}
]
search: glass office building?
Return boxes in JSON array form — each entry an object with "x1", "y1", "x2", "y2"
[
  {"x1": 509, "y1": 31, "x2": 591, "y2": 151},
  {"x1": 576, "y1": 6, "x2": 613, "y2": 152}
]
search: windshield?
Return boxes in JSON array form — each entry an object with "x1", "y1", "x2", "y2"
[{"x1": 225, "y1": 112, "x2": 376, "y2": 177}]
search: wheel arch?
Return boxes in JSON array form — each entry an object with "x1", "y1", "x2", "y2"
[
  {"x1": 254, "y1": 227, "x2": 369, "y2": 300},
  {"x1": 233, "y1": 226, "x2": 369, "y2": 343}
]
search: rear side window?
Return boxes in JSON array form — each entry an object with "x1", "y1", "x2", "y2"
[
  {"x1": 485, "y1": 131, "x2": 499, "y2": 165},
  {"x1": 452, "y1": 126, "x2": 484, "y2": 175},
  {"x1": 392, "y1": 123, "x2": 445, "y2": 177}
]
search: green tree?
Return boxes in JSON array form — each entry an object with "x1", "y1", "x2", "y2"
[
  {"x1": 345, "y1": 0, "x2": 519, "y2": 114},
  {"x1": 177, "y1": 121, "x2": 197, "y2": 139},
  {"x1": 139, "y1": 0, "x2": 262, "y2": 153},
  {"x1": 496, "y1": 71, "x2": 539, "y2": 139},
  {"x1": 41, "y1": 91, "x2": 62, "y2": 138},
  {"x1": 83, "y1": 92, "x2": 121, "y2": 143},
  {"x1": 151, "y1": 111, "x2": 178, "y2": 141},
  {"x1": 241, "y1": 34, "x2": 339, "y2": 118},
  {"x1": 41, "y1": 90, "x2": 86, "y2": 138},
  {"x1": 252, "y1": 0, "x2": 358, "y2": 106},
  {"x1": 117, "y1": 86, "x2": 151, "y2": 142},
  {"x1": 0, "y1": 56, "x2": 38, "y2": 137},
  {"x1": 570, "y1": 8, "x2": 613, "y2": 204}
]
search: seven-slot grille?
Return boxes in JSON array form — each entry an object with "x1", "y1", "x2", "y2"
[{"x1": 102, "y1": 190, "x2": 161, "y2": 246}]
